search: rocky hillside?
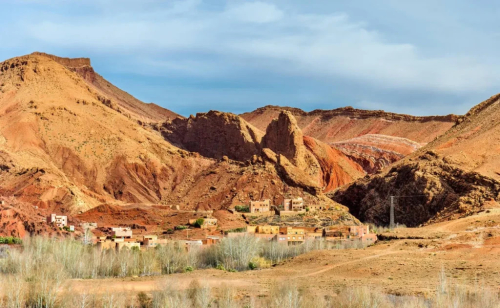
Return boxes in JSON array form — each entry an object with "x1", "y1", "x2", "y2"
[
  {"x1": 425, "y1": 93, "x2": 500, "y2": 181},
  {"x1": 31, "y1": 52, "x2": 180, "y2": 123},
  {"x1": 161, "y1": 111, "x2": 263, "y2": 161},
  {"x1": 0, "y1": 53, "x2": 354, "y2": 219},
  {"x1": 162, "y1": 110, "x2": 366, "y2": 194},
  {"x1": 241, "y1": 105, "x2": 457, "y2": 144},
  {"x1": 333, "y1": 94, "x2": 500, "y2": 226},
  {"x1": 331, "y1": 134, "x2": 421, "y2": 174}
]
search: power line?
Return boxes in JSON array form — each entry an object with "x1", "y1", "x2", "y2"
[{"x1": 388, "y1": 194, "x2": 427, "y2": 229}]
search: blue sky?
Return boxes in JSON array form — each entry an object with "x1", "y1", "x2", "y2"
[{"x1": 2, "y1": 0, "x2": 500, "y2": 116}]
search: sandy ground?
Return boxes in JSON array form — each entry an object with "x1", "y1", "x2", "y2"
[{"x1": 66, "y1": 209, "x2": 500, "y2": 298}]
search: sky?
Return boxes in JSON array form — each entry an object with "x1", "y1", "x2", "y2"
[{"x1": 2, "y1": 0, "x2": 500, "y2": 116}]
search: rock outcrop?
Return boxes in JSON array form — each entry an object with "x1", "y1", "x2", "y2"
[
  {"x1": 331, "y1": 134, "x2": 422, "y2": 174},
  {"x1": 161, "y1": 111, "x2": 263, "y2": 161},
  {"x1": 0, "y1": 53, "x2": 347, "y2": 218},
  {"x1": 303, "y1": 136, "x2": 365, "y2": 191},
  {"x1": 29, "y1": 52, "x2": 180, "y2": 123},
  {"x1": 242, "y1": 105, "x2": 457, "y2": 144},
  {"x1": 332, "y1": 151, "x2": 500, "y2": 227},
  {"x1": 260, "y1": 111, "x2": 365, "y2": 194}
]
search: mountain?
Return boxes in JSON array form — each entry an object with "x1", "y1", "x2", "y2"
[
  {"x1": 241, "y1": 105, "x2": 458, "y2": 144},
  {"x1": 331, "y1": 134, "x2": 422, "y2": 174},
  {"x1": 0, "y1": 52, "x2": 353, "y2": 220},
  {"x1": 161, "y1": 110, "x2": 365, "y2": 194},
  {"x1": 30, "y1": 52, "x2": 180, "y2": 123},
  {"x1": 241, "y1": 105, "x2": 457, "y2": 174},
  {"x1": 332, "y1": 94, "x2": 500, "y2": 226}
]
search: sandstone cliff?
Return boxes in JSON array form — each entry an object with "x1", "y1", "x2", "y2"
[
  {"x1": 333, "y1": 93, "x2": 500, "y2": 226},
  {"x1": 160, "y1": 111, "x2": 263, "y2": 161},
  {"x1": 242, "y1": 105, "x2": 457, "y2": 144},
  {"x1": 0, "y1": 53, "x2": 346, "y2": 218},
  {"x1": 331, "y1": 134, "x2": 422, "y2": 174},
  {"x1": 29, "y1": 52, "x2": 180, "y2": 123},
  {"x1": 332, "y1": 151, "x2": 500, "y2": 226}
]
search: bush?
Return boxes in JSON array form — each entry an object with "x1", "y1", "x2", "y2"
[
  {"x1": 0, "y1": 236, "x2": 22, "y2": 244},
  {"x1": 248, "y1": 261, "x2": 257, "y2": 270},
  {"x1": 175, "y1": 225, "x2": 188, "y2": 230},
  {"x1": 193, "y1": 218, "x2": 205, "y2": 228},
  {"x1": 137, "y1": 291, "x2": 151, "y2": 308},
  {"x1": 225, "y1": 227, "x2": 246, "y2": 234},
  {"x1": 184, "y1": 266, "x2": 194, "y2": 272},
  {"x1": 234, "y1": 205, "x2": 250, "y2": 213},
  {"x1": 216, "y1": 263, "x2": 226, "y2": 271}
]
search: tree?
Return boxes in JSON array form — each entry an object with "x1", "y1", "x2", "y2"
[
  {"x1": 194, "y1": 218, "x2": 205, "y2": 228},
  {"x1": 82, "y1": 228, "x2": 93, "y2": 245}
]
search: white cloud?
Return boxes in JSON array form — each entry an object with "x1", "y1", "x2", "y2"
[
  {"x1": 6, "y1": 0, "x2": 499, "y2": 110},
  {"x1": 224, "y1": 2, "x2": 284, "y2": 23}
]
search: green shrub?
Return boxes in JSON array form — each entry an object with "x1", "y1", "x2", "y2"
[
  {"x1": 0, "y1": 237, "x2": 22, "y2": 245},
  {"x1": 216, "y1": 263, "x2": 226, "y2": 271},
  {"x1": 193, "y1": 218, "x2": 205, "y2": 228},
  {"x1": 184, "y1": 266, "x2": 194, "y2": 272},
  {"x1": 248, "y1": 261, "x2": 257, "y2": 270},
  {"x1": 234, "y1": 205, "x2": 250, "y2": 213},
  {"x1": 175, "y1": 225, "x2": 188, "y2": 230},
  {"x1": 225, "y1": 227, "x2": 246, "y2": 234}
]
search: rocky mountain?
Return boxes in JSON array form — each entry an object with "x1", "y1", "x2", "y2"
[
  {"x1": 331, "y1": 134, "x2": 421, "y2": 174},
  {"x1": 0, "y1": 53, "x2": 351, "y2": 220},
  {"x1": 161, "y1": 111, "x2": 263, "y2": 161},
  {"x1": 241, "y1": 105, "x2": 457, "y2": 144},
  {"x1": 162, "y1": 110, "x2": 365, "y2": 194},
  {"x1": 333, "y1": 94, "x2": 500, "y2": 226},
  {"x1": 242, "y1": 105, "x2": 457, "y2": 174},
  {"x1": 30, "y1": 52, "x2": 180, "y2": 123}
]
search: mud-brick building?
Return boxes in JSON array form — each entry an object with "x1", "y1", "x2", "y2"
[
  {"x1": 250, "y1": 199, "x2": 271, "y2": 213},
  {"x1": 188, "y1": 218, "x2": 218, "y2": 229},
  {"x1": 283, "y1": 198, "x2": 305, "y2": 211},
  {"x1": 279, "y1": 227, "x2": 305, "y2": 245},
  {"x1": 47, "y1": 214, "x2": 67, "y2": 228},
  {"x1": 111, "y1": 227, "x2": 133, "y2": 238}
]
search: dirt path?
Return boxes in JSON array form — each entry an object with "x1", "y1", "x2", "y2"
[{"x1": 293, "y1": 248, "x2": 403, "y2": 279}]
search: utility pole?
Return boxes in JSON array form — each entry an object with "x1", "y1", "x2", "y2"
[{"x1": 390, "y1": 195, "x2": 395, "y2": 230}]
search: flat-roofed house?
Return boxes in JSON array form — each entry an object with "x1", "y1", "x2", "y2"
[
  {"x1": 47, "y1": 214, "x2": 67, "y2": 228},
  {"x1": 283, "y1": 198, "x2": 305, "y2": 211},
  {"x1": 279, "y1": 227, "x2": 305, "y2": 245},
  {"x1": 188, "y1": 218, "x2": 218, "y2": 229},
  {"x1": 111, "y1": 227, "x2": 132, "y2": 238},
  {"x1": 250, "y1": 200, "x2": 270, "y2": 213},
  {"x1": 256, "y1": 225, "x2": 279, "y2": 234}
]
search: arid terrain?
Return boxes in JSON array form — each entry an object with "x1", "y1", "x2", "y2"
[
  {"x1": 67, "y1": 207, "x2": 500, "y2": 298},
  {"x1": 2, "y1": 52, "x2": 500, "y2": 307}
]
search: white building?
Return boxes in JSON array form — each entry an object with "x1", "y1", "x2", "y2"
[{"x1": 47, "y1": 214, "x2": 67, "y2": 228}]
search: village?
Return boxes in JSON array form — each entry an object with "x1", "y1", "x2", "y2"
[{"x1": 46, "y1": 197, "x2": 377, "y2": 252}]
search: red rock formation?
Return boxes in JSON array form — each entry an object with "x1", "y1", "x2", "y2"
[
  {"x1": 161, "y1": 111, "x2": 263, "y2": 161},
  {"x1": 333, "y1": 94, "x2": 500, "y2": 226},
  {"x1": 331, "y1": 134, "x2": 422, "y2": 174},
  {"x1": 0, "y1": 53, "x2": 349, "y2": 224},
  {"x1": 29, "y1": 52, "x2": 180, "y2": 123},
  {"x1": 303, "y1": 136, "x2": 365, "y2": 191},
  {"x1": 333, "y1": 151, "x2": 500, "y2": 226},
  {"x1": 242, "y1": 105, "x2": 457, "y2": 144}
]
